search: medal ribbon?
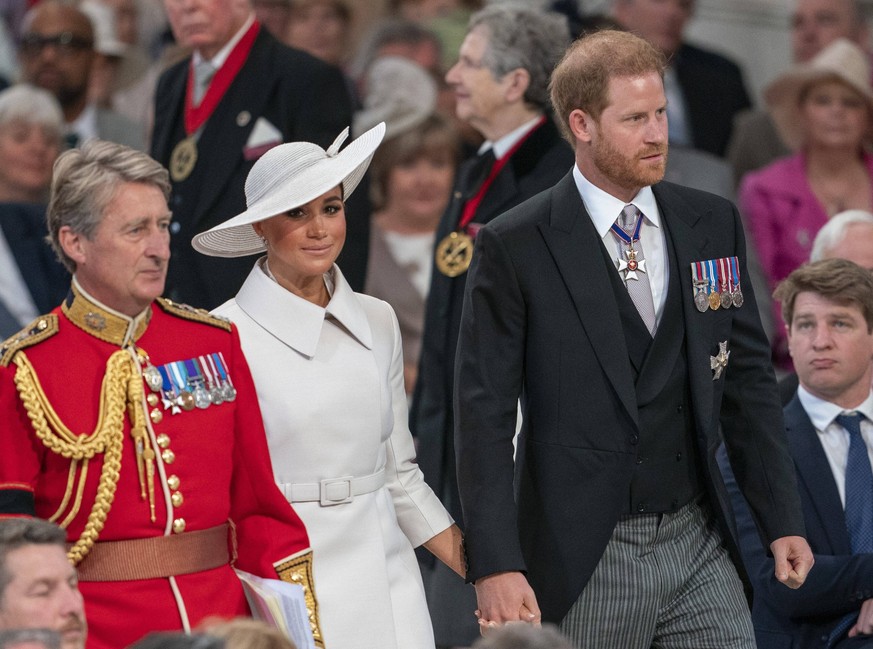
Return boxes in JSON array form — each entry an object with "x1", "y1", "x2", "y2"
[
  {"x1": 695, "y1": 261, "x2": 709, "y2": 294},
  {"x1": 199, "y1": 354, "x2": 215, "y2": 388},
  {"x1": 184, "y1": 21, "x2": 261, "y2": 136},
  {"x1": 609, "y1": 212, "x2": 644, "y2": 247},
  {"x1": 730, "y1": 256, "x2": 741, "y2": 291},
  {"x1": 457, "y1": 115, "x2": 547, "y2": 232},
  {"x1": 157, "y1": 366, "x2": 173, "y2": 393},
  {"x1": 706, "y1": 259, "x2": 719, "y2": 296},
  {"x1": 718, "y1": 257, "x2": 730, "y2": 291},
  {"x1": 169, "y1": 362, "x2": 188, "y2": 394},
  {"x1": 185, "y1": 359, "x2": 204, "y2": 386},
  {"x1": 217, "y1": 352, "x2": 234, "y2": 387}
]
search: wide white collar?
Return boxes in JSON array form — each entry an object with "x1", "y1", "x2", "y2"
[{"x1": 235, "y1": 259, "x2": 372, "y2": 358}]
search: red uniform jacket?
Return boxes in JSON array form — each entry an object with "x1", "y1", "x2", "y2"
[{"x1": 0, "y1": 285, "x2": 320, "y2": 648}]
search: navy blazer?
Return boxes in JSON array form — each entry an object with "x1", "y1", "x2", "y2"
[
  {"x1": 454, "y1": 172, "x2": 805, "y2": 622},
  {"x1": 151, "y1": 29, "x2": 355, "y2": 309},
  {"x1": 719, "y1": 395, "x2": 873, "y2": 649},
  {"x1": 0, "y1": 203, "x2": 68, "y2": 338}
]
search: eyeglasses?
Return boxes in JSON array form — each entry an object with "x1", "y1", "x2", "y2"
[{"x1": 19, "y1": 32, "x2": 93, "y2": 57}]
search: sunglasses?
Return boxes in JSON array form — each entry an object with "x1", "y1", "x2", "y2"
[{"x1": 19, "y1": 32, "x2": 93, "y2": 57}]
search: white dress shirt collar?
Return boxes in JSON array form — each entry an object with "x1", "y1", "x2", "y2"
[
  {"x1": 572, "y1": 164, "x2": 661, "y2": 235},
  {"x1": 479, "y1": 115, "x2": 543, "y2": 160},
  {"x1": 798, "y1": 385, "x2": 873, "y2": 431}
]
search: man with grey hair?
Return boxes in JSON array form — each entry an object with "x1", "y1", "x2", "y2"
[
  {"x1": 411, "y1": 6, "x2": 573, "y2": 646},
  {"x1": 811, "y1": 209, "x2": 873, "y2": 269},
  {"x1": 0, "y1": 140, "x2": 319, "y2": 649},
  {"x1": 0, "y1": 519, "x2": 84, "y2": 649},
  {"x1": 729, "y1": 0, "x2": 870, "y2": 183}
]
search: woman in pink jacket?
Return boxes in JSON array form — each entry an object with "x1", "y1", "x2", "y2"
[{"x1": 740, "y1": 39, "x2": 873, "y2": 369}]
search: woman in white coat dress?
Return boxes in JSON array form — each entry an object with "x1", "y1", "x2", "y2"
[{"x1": 192, "y1": 123, "x2": 465, "y2": 649}]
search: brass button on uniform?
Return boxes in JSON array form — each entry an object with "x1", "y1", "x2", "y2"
[
  {"x1": 156, "y1": 434, "x2": 171, "y2": 448},
  {"x1": 171, "y1": 491, "x2": 184, "y2": 507},
  {"x1": 149, "y1": 408, "x2": 163, "y2": 424},
  {"x1": 147, "y1": 393, "x2": 159, "y2": 406},
  {"x1": 167, "y1": 474, "x2": 180, "y2": 490},
  {"x1": 172, "y1": 518, "x2": 186, "y2": 534},
  {"x1": 161, "y1": 449, "x2": 175, "y2": 464}
]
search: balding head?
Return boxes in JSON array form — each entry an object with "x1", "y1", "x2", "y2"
[{"x1": 791, "y1": 0, "x2": 868, "y2": 62}]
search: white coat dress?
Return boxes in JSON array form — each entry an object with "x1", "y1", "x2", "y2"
[{"x1": 213, "y1": 261, "x2": 454, "y2": 649}]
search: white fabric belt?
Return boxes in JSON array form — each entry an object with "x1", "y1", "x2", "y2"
[{"x1": 280, "y1": 469, "x2": 386, "y2": 506}]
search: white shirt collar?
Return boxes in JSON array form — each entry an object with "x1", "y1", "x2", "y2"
[
  {"x1": 479, "y1": 115, "x2": 543, "y2": 160},
  {"x1": 67, "y1": 103, "x2": 98, "y2": 143},
  {"x1": 797, "y1": 384, "x2": 873, "y2": 432},
  {"x1": 193, "y1": 13, "x2": 255, "y2": 69},
  {"x1": 572, "y1": 164, "x2": 661, "y2": 237}
]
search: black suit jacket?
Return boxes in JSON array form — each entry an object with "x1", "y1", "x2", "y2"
[
  {"x1": 411, "y1": 117, "x2": 572, "y2": 524},
  {"x1": 0, "y1": 203, "x2": 68, "y2": 338},
  {"x1": 454, "y1": 172, "x2": 805, "y2": 622},
  {"x1": 719, "y1": 396, "x2": 873, "y2": 649},
  {"x1": 674, "y1": 42, "x2": 752, "y2": 157},
  {"x1": 151, "y1": 29, "x2": 356, "y2": 309}
]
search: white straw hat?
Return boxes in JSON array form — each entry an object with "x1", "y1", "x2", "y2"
[
  {"x1": 765, "y1": 38, "x2": 873, "y2": 150},
  {"x1": 193, "y1": 122, "x2": 386, "y2": 258}
]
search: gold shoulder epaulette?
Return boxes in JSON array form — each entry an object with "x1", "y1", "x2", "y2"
[
  {"x1": 156, "y1": 298, "x2": 232, "y2": 332},
  {"x1": 0, "y1": 315, "x2": 59, "y2": 367}
]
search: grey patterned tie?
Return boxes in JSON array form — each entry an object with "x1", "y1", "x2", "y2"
[
  {"x1": 193, "y1": 60, "x2": 215, "y2": 105},
  {"x1": 618, "y1": 204, "x2": 657, "y2": 335}
]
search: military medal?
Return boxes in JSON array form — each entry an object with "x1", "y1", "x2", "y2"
[
  {"x1": 215, "y1": 352, "x2": 237, "y2": 402},
  {"x1": 718, "y1": 258, "x2": 732, "y2": 309},
  {"x1": 706, "y1": 259, "x2": 721, "y2": 310},
  {"x1": 691, "y1": 262, "x2": 710, "y2": 312},
  {"x1": 710, "y1": 340, "x2": 730, "y2": 380},
  {"x1": 202, "y1": 354, "x2": 224, "y2": 405},
  {"x1": 610, "y1": 214, "x2": 647, "y2": 281},
  {"x1": 169, "y1": 137, "x2": 198, "y2": 182},
  {"x1": 158, "y1": 366, "x2": 182, "y2": 414},
  {"x1": 435, "y1": 231, "x2": 474, "y2": 277},
  {"x1": 729, "y1": 256, "x2": 744, "y2": 307},
  {"x1": 140, "y1": 352, "x2": 164, "y2": 393},
  {"x1": 185, "y1": 359, "x2": 211, "y2": 409}
]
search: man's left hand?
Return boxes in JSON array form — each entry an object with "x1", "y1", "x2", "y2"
[
  {"x1": 849, "y1": 598, "x2": 873, "y2": 637},
  {"x1": 770, "y1": 535, "x2": 814, "y2": 589}
]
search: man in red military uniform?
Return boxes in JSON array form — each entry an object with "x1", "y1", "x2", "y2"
[{"x1": 0, "y1": 140, "x2": 321, "y2": 649}]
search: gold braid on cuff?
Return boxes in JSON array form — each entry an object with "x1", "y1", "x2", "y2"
[{"x1": 275, "y1": 550, "x2": 323, "y2": 647}]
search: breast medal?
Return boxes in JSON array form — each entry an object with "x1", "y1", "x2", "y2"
[
  {"x1": 435, "y1": 231, "x2": 474, "y2": 277},
  {"x1": 718, "y1": 258, "x2": 732, "y2": 309},
  {"x1": 691, "y1": 262, "x2": 709, "y2": 312},
  {"x1": 706, "y1": 259, "x2": 721, "y2": 310},
  {"x1": 729, "y1": 256, "x2": 744, "y2": 307},
  {"x1": 610, "y1": 214, "x2": 647, "y2": 282}
]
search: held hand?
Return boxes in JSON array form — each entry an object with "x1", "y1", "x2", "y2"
[
  {"x1": 849, "y1": 599, "x2": 873, "y2": 638},
  {"x1": 770, "y1": 535, "x2": 814, "y2": 589},
  {"x1": 474, "y1": 571, "x2": 541, "y2": 633}
]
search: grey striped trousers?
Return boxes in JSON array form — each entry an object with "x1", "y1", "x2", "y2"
[{"x1": 560, "y1": 498, "x2": 755, "y2": 649}]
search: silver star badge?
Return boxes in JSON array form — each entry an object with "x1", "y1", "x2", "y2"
[
  {"x1": 710, "y1": 341, "x2": 730, "y2": 380},
  {"x1": 617, "y1": 247, "x2": 647, "y2": 281}
]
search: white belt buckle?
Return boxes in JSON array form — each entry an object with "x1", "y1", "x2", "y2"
[{"x1": 319, "y1": 476, "x2": 354, "y2": 506}]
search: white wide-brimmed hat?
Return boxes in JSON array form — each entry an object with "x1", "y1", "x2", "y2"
[
  {"x1": 193, "y1": 122, "x2": 386, "y2": 258},
  {"x1": 765, "y1": 38, "x2": 873, "y2": 150}
]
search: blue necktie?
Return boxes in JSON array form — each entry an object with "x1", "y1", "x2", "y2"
[
  {"x1": 827, "y1": 413, "x2": 873, "y2": 647},
  {"x1": 837, "y1": 412, "x2": 873, "y2": 553}
]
